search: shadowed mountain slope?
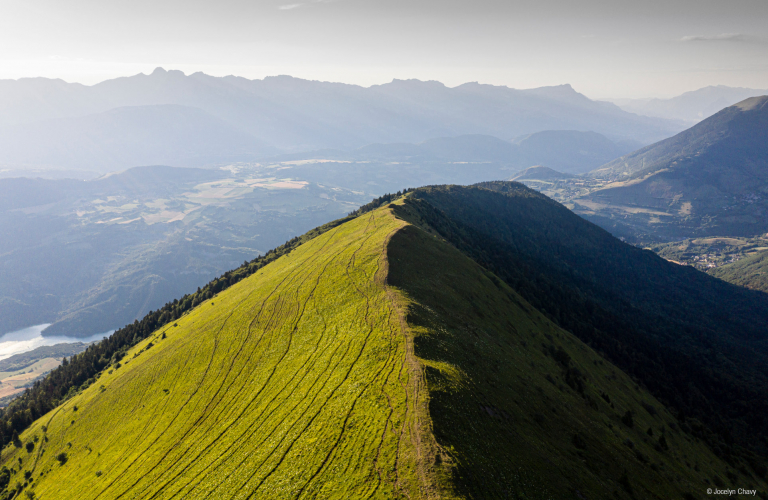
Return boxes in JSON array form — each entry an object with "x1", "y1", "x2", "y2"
[
  {"x1": 1, "y1": 194, "x2": 760, "y2": 498},
  {"x1": 387, "y1": 219, "x2": 743, "y2": 499},
  {"x1": 581, "y1": 96, "x2": 768, "y2": 238},
  {"x1": 400, "y1": 183, "x2": 768, "y2": 466}
]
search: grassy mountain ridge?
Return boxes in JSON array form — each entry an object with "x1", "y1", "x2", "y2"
[{"x1": 1, "y1": 200, "x2": 756, "y2": 499}]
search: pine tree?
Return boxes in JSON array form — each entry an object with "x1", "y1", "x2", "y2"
[{"x1": 11, "y1": 431, "x2": 21, "y2": 448}]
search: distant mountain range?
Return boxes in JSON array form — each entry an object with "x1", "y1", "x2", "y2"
[
  {"x1": 0, "y1": 68, "x2": 682, "y2": 174},
  {"x1": 610, "y1": 85, "x2": 768, "y2": 125},
  {"x1": 0, "y1": 105, "x2": 277, "y2": 171},
  {"x1": 278, "y1": 130, "x2": 639, "y2": 175}
]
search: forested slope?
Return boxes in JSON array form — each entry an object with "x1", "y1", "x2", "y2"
[{"x1": 711, "y1": 250, "x2": 768, "y2": 293}]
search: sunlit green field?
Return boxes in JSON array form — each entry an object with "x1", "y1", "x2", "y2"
[{"x1": 1, "y1": 208, "x2": 442, "y2": 499}]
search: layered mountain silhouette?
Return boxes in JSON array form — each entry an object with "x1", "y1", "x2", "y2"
[
  {"x1": 285, "y1": 131, "x2": 637, "y2": 174},
  {"x1": 612, "y1": 85, "x2": 768, "y2": 124},
  {"x1": 0, "y1": 69, "x2": 681, "y2": 172},
  {"x1": 581, "y1": 95, "x2": 768, "y2": 238},
  {"x1": 2, "y1": 184, "x2": 766, "y2": 499}
]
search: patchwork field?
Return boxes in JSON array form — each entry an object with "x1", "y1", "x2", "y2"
[{"x1": 0, "y1": 358, "x2": 61, "y2": 400}]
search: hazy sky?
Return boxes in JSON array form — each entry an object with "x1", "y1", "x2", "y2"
[{"x1": 1, "y1": 0, "x2": 766, "y2": 98}]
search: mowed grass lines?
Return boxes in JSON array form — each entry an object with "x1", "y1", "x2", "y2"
[{"x1": 3, "y1": 208, "x2": 434, "y2": 499}]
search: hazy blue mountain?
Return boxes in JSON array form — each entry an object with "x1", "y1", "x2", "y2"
[
  {"x1": 297, "y1": 131, "x2": 636, "y2": 174},
  {"x1": 610, "y1": 85, "x2": 768, "y2": 125},
  {"x1": 581, "y1": 96, "x2": 768, "y2": 239},
  {"x1": 0, "y1": 105, "x2": 276, "y2": 170},
  {"x1": 513, "y1": 130, "x2": 639, "y2": 173},
  {"x1": 0, "y1": 69, "x2": 682, "y2": 172},
  {"x1": 510, "y1": 165, "x2": 573, "y2": 181}
]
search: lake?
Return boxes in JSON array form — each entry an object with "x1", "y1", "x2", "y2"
[{"x1": 0, "y1": 324, "x2": 113, "y2": 361}]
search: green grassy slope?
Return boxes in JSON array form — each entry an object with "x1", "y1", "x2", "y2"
[
  {"x1": 711, "y1": 249, "x2": 768, "y2": 293},
  {"x1": 388, "y1": 207, "x2": 764, "y2": 499},
  {"x1": 0, "y1": 208, "x2": 449, "y2": 500}
]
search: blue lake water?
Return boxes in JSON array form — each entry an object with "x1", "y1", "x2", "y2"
[{"x1": 0, "y1": 324, "x2": 112, "y2": 361}]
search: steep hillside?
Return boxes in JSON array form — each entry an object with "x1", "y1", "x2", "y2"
[
  {"x1": 387, "y1": 218, "x2": 748, "y2": 499},
  {"x1": 580, "y1": 96, "x2": 768, "y2": 238},
  {"x1": 590, "y1": 96, "x2": 768, "y2": 182},
  {"x1": 1, "y1": 196, "x2": 759, "y2": 498},
  {"x1": 0, "y1": 207, "x2": 443, "y2": 499},
  {"x1": 710, "y1": 249, "x2": 768, "y2": 293},
  {"x1": 401, "y1": 183, "x2": 768, "y2": 466}
]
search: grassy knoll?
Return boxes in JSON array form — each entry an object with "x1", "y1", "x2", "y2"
[{"x1": 0, "y1": 208, "x2": 449, "y2": 499}]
